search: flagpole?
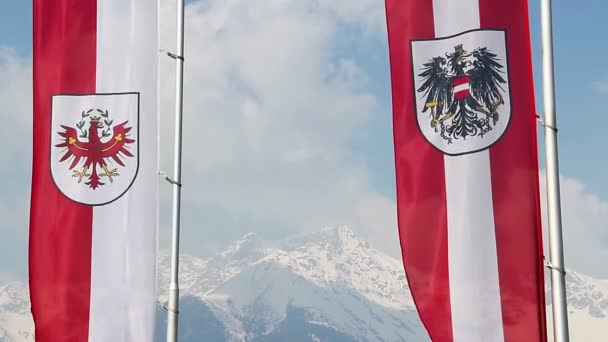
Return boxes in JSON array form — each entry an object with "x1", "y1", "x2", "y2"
[
  {"x1": 166, "y1": 0, "x2": 185, "y2": 340},
  {"x1": 540, "y1": 0, "x2": 570, "y2": 341}
]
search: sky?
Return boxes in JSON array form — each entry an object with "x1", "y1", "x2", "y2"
[{"x1": 0, "y1": 0, "x2": 607, "y2": 284}]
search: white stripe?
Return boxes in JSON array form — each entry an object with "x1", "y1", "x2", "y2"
[
  {"x1": 453, "y1": 83, "x2": 470, "y2": 93},
  {"x1": 431, "y1": 1, "x2": 505, "y2": 341},
  {"x1": 445, "y1": 154, "x2": 504, "y2": 342},
  {"x1": 89, "y1": 1, "x2": 158, "y2": 341}
]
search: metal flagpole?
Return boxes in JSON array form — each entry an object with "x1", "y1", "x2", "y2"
[
  {"x1": 165, "y1": 0, "x2": 185, "y2": 340},
  {"x1": 540, "y1": 0, "x2": 570, "y2": 341}
]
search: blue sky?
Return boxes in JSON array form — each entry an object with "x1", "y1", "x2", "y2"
[
  {"x1": 527, "y1": 0, "x2": 608, "y2": 197},
  {"x1": 0, "y1": 0, "x2": 607, "y2": 281}
]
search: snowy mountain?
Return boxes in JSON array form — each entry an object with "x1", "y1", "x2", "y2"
[
  {"x1": 1, "y1": 227, "x2": 607, "y2": 341},
  {"x1": 0, "y1": 283, "x2": 33, "y2": 342},
  {"x1": 545, "y1": 271, "x2": 608, "y2": 342},
  {"x1": 157, "y1": 227, "x2": 425, "y2": 341}
]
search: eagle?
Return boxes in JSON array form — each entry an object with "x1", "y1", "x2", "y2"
[
  {"x1": 417, "y1": 43, "x2": 507, "y2": 142},
  {"x1": 55, "y1": 116, "x2": 135, "y2": 189}
]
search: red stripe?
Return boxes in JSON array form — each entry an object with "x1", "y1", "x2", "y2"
[
  {"x1": 30, "y1": 1, "x2": 96, "y2": 341},
  {"x1": 454, "y1": 88, "x2": 470, "y2": 101},
  {"x1": 384, "y1": 1, "x2": 453, "y2": 341},
  {"x1": 453, "y1": 76, "x2": 470, "y2": 86},
  {"x1": 479, "y1": 0, "x2": 548, "y2": 341}
]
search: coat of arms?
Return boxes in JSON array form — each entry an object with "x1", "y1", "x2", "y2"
[
  {"x1": 411, "y1": 29, "x2": 512, "y2": 155},
  {"x1": 50, "y1": 93, "x2": 140, "y2": 206}
]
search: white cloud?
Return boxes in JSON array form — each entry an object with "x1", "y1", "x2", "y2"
[
  {"x1": 313, "y1": 0, "x2": 388, "y2": 37},
  {"x1": 0, "y1": 48, "x2": 32, "y2": 174},
  {"x1": 157, "y1": 0, "x2": 397, "y2": 253},
  {"x1": 0, "y1": 48, "x2": 32, "y2": 282},
  {"x1": 540, "y1": 171, "x2": 608, "y2": 278},
  {"x1": 0, "y1": 0, "x2": 607, "y2": 282},
  {"x1": 0, "y1": 48, "x2": 32, "y2": 234},
  {"x1": 0, "y1": 196, "x2": 29, "y2": 234}
]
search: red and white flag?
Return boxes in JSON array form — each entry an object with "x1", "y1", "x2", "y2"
[
  {"x1": 385, "y1": 0, "x2": 547, "y2": 341},
  {"x1": 30, "y1": 0, "x2": 158, "y2": 340}
]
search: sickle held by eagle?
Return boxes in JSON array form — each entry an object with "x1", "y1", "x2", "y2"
[{"x1": 425, "y1": 101, "x2": 454, "y2": 132}]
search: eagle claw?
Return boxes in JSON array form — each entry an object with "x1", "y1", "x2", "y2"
[
  {"x1": 72, "y1": 167, "x2": 90, "y2": 184},
  {"x1": 101, "y1": 165, "x2": 119, "y2": 183}
]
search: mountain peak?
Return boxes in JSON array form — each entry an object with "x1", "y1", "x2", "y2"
[
  {"x1": 548, "y1": 269, "x2": 608, "y2": 318},
  {"x1": 2, "y1": 227, "x2": 608, "y2": 341},
  {"x1": 322, "y1": 226, "x2": 362, "y2": 248},
  {"x1": 217, "y1": 232, "x2": 261, "y2": 258},
  {"x1": 282, "y1": 226, "x2": 367, "y2": 253}
]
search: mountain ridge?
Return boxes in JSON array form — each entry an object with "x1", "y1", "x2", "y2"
[{"x1": 1, "y1": 227, "x2": 607, "y2": 341}]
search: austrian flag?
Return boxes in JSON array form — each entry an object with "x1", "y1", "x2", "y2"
[
  {"x1": 29, "y1": 0, "x2": 158, "y2": 341},
  {"x1": 385, "y1": 0, "x2": 547, "y2": 341}
]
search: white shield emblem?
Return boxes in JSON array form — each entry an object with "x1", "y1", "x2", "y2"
[
  {"x1": 411, "y1": 29, "x2": 512, "y2": 156},
  {"x1": 50, "y1": 92, "x2": 139, "y2": 206}
]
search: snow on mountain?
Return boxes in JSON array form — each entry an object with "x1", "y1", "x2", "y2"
[
  {"x1": 0, "y1": 284, "x2": 33, "y2": 342},
  {"x1": 158, "y1": 226, "x2": 425, "y2": 341},
  {"x1": 546, "y1": 270, "x2": 608, "y2": 342},
  {"x1": 159, "y1": 232, "x2": 273, "y2": 300},
  {"x1": 563, "y1": 271, "x2": 608, "y2": 317},
  {"x1": 270, "y1": 227, "x2": 413, "y2": 310},
  {"x1": 204, "y1": 227, "x2": 424, "y2": 341},
  {"x1": 156, "y1": 226, "x2": 608, "y2": 341},
  {"x1": 1, "y1": 227, "x2": 608, "y2": 341}
]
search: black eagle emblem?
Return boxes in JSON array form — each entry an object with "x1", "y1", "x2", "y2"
[{"x1": 417, "y1": 44, "x2": 507, "y2": 143}]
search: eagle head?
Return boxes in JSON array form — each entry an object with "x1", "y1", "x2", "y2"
[
  {"x1": 89, "y1": 116, "x2": 104, "y2": 128},
  {"x1": 454, "y1": 44, "x2": 471, "y2": 60}
]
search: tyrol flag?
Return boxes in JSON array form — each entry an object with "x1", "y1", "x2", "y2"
[
  {"x1": 30, "y1": 0, "x2": 158, "y2": 341},
  {"x1": 384, "y1": 0, "x2": 547, "y2": 342}
]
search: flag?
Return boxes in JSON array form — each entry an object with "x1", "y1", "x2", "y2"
[
  {"x1": 29, "y1": 1, "x2": 158, "y2": 340},
  {"x1": 384, "y1": 0, "x2": 547, "y2": 341}
]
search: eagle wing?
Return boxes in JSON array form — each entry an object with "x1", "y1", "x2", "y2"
[
  {"x1": 55, "y1": 126, "x2": 90, "y2": 169},
  {"x1": 417, "y1": 56, "x2": 454, "y2": 116},
  {"x1": 468, "y1": 47, "x2": 507, "y2": 108},
  {"x1": 101, "y1": 121, "x2": 135, "y2": 166}
]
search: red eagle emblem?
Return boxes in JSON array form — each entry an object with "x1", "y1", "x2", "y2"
[{"x1": 55, "y1": 113, "x2": 135, "y2": 189}]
